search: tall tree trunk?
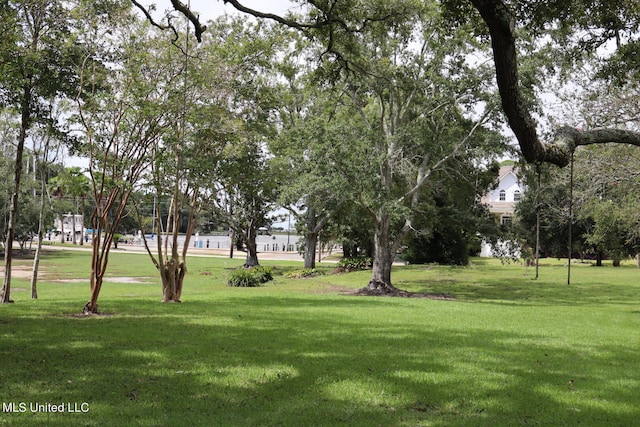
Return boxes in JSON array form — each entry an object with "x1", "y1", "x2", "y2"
[
  {"x1": 244, "y1": 226, "x2": 260, "y2": 267},
  {"x1": 1, "y1": 87, "x2": 30, "y2": 304},
  {"x1": 85, "y1": 275, "x2": 103, "y2": 314},
  {"x1": 31, "y1": 167, "x2": 48, "y2": 299},
  {"x1": 304, "y1": 207, "x2": 318, "y2": 269},
  {"x1": 60, "y1": 214, "x2": 65, "y2": 243},
  {"x1": 173, "y1": 261, "x2": 186, "y2": 301},
  {"x1": 79, "y1": 198, "x2": 85, "y2": 245},
  {"x1": 363, "y1": 212, "x2": 399, "y2": 294},
  {"x1": 244, "y1": 240, "x2": 259, "y2": 267},
  {"x1": 72, "y1": 201, "x2": 77, "y2": 245},
  {"x1": 84, "y1": 190, "x2": 130, "y2": 314},
  {"x1": 304, "y1": 231, "x2": 318, "y2": 269},
  {"x1": 302, "y1": 203, "x2": 343, "y2": 269},
  {"x1": 161, "y1": 196, "x2": 197, "y2": 303},
  {"x1": 85, "y1": 226, "x2": 105, "y2": 314}
]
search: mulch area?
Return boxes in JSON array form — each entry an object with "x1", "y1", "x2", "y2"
[{"x1": 348, "y1": 287, "x2": 455, "y2": 300}]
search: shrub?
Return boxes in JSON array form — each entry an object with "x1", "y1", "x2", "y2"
[
  {"x1": 227, "y1": 269, "x2": 260, "y2": 287},
  {"x1": 227, "y1": 266, "x2": 273, "y2": 287},
  {"x1": 253, "y1": 266, "x2": 273, "y2": 283},
  {"x1": 403, "y1": 229, "x2": 470, "y2": 266},
  {"x1": 284, "y1": 268, "x2": 323, "y2": 279},
  {"x1": 337, "y1": 257, "x2": 373, "y2": 272}
]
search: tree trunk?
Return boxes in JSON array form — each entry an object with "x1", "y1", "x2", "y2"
[
  {"x1": 304, "y1": 231, "x2": 318, "y2": 269},
  {"x1": 343, "y1": 244, "x2": 353, "y2": 258},
  {"x1": 84, "y1": 234, "x2": 104, "y2": 314},
  {"x1": 242, "y1": 225, "x2": 260, "y2": 268},
  {"x1": 244, "y1": 241, "x2": 259, "y2": 267},
  {"x1": 362, "y1": 212, "x2": 399, "y2": 294},
  {"x1": 84, "y1": 277, "x2": 102, "y2": 314},
  {"x1": 1, "y1": 87, "x2": 30, "y2": 304},
  {"x1": 83, "y1": 189, "x2": 132, "y2": 314},
  {"x1": 303, "y1": 208, "x2": 319, "y2": 269},
  {"x1": 60, "y1": 214, "x2": 65, "y2": 243},
  {"x1": 85, "y1": 276, "x2": 102, "y2": 314},
  {"x1": 72, "y1": 203, "x2": 77, "y2": 245},
  {"x1": 31, "y1": 171, "x2": 48, "y2": 299},
  {"x1": 79, "y1": 200, "x2": 85, "y2": 245},
  {"x1": 160, "y1": 259, "x2": 185, "y2": 302},
  {"x1": 301, "y1": 203, "x2": 343, "y2": 269}
]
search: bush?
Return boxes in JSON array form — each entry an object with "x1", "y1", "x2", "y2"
[
  {"x1": 403, "y1": 229, "x2": 470, "y2": 266},
  {"x1": 337, "y1": 257, "x2": 372, "y2": 272},
  {"x1": 284, "y1": 268, "x2": 323, "y2": 279},
  {"x1": 253, "y1": 266, "x2": 273, "y2": 283},
  {"x1": 227, "y1": 266, "x2": 273, "y2": 287},
  {"x1": 227, "y1": 269, "x2": 260, "y2": 287}
]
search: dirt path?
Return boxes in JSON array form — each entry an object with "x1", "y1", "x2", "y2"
[{"x1": 0, "y1": 264, "x2": 34, "y2": 279}]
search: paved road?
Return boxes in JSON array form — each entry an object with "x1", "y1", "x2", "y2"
[{"x1": 38, "y1": 236, "x2": 340, "y2": 263}]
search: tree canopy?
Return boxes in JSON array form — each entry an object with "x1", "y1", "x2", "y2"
[{"x1": 162, "y1": 0, "x2": 640, "y2": 167}]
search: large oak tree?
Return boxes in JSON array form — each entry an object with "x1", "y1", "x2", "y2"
[{"x1": 158, "y1": 0, "x2": 640, "y2": 165}]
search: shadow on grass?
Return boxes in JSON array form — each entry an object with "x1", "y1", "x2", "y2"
[
  {"x1": 1, "y1": 295, "x2": 638, "y2": 426},
  {"x1": 394, "y1": 262, "x2": 640, "y2": 308}
]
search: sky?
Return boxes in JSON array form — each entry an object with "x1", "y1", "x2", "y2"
[{"x1": 147, "y1": 0, "x2": 298, "y2": 22}]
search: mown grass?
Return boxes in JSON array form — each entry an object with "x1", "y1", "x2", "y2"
[{"x1": 1, "y1": 250, "x2": 639, "y2": 426}]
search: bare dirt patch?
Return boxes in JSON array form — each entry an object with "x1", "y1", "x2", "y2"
[
  {"x1": 67, "y1": 312, "x2": 116, "y2": 318},
  {"x1": 348, "y1": 288, "x2": 455, "y2": 300},
  {"x1": 309, "y1": 284, "x2": 356, "y2": 294},
  {"x1": 0, "y1": 265, "x2": 34, "y2": 279},
  {"x1": 51, "y1": 277, "x2": 153, "y2": 284}
]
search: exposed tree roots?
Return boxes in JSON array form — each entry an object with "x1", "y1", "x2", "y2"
[
  {"x1": 82, "y1": 301, "x2": 98, "y2": 315},
  {"x1": 352, "y1": 280, "x2": 455, "y2": 300}
]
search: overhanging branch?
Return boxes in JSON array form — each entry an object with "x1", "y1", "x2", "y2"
[
  {"x1": 130, "y1": 0, "x2": 206, "y2": 42},
  {"x1": 469, "y1": 0, "x2": 640, "y2": 167},
  {"x1": 170, "y1": 0, "x2": 206, "y2": 42}
]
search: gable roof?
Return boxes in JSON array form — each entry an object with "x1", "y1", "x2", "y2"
[{"x1": 498, "y1": 165, "x2": 518, "y2": 182}]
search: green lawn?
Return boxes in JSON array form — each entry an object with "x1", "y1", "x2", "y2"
[{"x1": 1, "y1": 251, "x2": 638, "y2": 426}]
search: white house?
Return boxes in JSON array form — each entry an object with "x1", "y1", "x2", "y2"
[
  {"x1": 480, "y1": 165, "x2": 525, "y2": 256},
  {"x1": 481, "y1": 165, "x2": 524, "y2": 225}
]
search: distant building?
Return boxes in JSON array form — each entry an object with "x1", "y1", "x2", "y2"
[
  {"x1": 53, "y1": 213, "x2": 85, "y2": 240},
  {"x1": 480, "y1": 164, "x2": 525, "y2": 257},
  {"x1": 481, "y1": 165, "x2": 525, "y2": 225}
]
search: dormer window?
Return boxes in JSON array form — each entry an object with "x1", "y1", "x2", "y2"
[
  {"x1": 514, "y1": 190, "x2": 521, "y2": 202},
  {"x1": 499, "y1": 190, "x2": 506, "y2": 201}
]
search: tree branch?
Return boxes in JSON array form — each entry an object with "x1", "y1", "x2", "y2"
[
  {"x1": 170, "y1": 0, "x2": 206, "y2": 42},
  {"x1": 130, "y1": 0, "x2": 205, "y2": 42},
  {"x1": 469, "y1": 0, "x2": 640, "y2": 167},
  {"x1": 223, "y1": 0, "x2": 321, "y2": 30}
]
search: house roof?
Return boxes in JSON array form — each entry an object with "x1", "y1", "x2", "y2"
[{"x1": 498, "y1": 165, "x2": 518, "y2": 181}]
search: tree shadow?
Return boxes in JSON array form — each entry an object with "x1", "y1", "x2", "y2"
[{"x1": 0, "y1": 295, "x2": 638, "y2": 426}]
